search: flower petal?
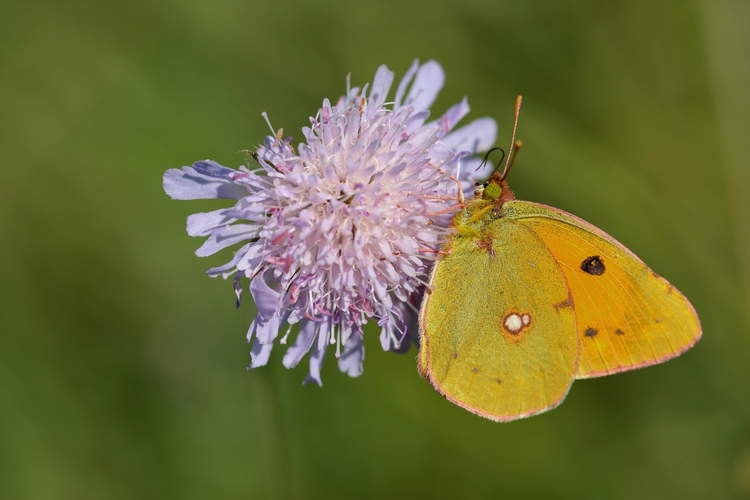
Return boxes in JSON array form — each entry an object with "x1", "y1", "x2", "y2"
[
  {"x1": 249, "y1": 275, "x2": 284, "y2": 343},
  {"x1": 248, "y1": 338, "x2": 273, "y2": 368},
  {"x1": 404, "y1": 60, "x2": 445, "y2": 112},
  {"x1": 337, "y1": 332, "x2": 364, "y2": 377},
  {"x1": 186, "y1": 209, "x2": 236, "y2": 237},
  {"x1": 369, "y1": 65, "x2": 394, "y2": 108},
  {"x1": 250, "y1": 274, "x2": 281, "y2": 321},
  {"x1": 195, "y1": 224, "x2": 259, "y2": 257},
  {"x1": 303, "y1": 322, "x2": 329, "y2": 386},
  {"x1": 395, "y1": 59, "x2": 420, "y2": 108},
  {"x1": 255, "y1": 311, "x2": 283, "y2": 345},
  {"x1": 440, "y1": 96, "x2": 470, "y2": 133},
  {"x1": 192, "y1": 160, "x2": 238, "y2": 179},
  {"x1": 441, "y1": 117, "x2": 498, "y2": 154},
  {"x1": 163, "y1": 166, "x2": 247, "y2": 200},
  {"x1": 206, "y1": 244, "x2": 250, "y2": 277},
  {"x1": 282, "y1": 320, "x2": 316, "y2": 369}
]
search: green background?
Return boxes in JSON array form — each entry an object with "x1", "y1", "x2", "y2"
[{"x1": 2, "y1": 1, "x2": 749, "y2": 498}]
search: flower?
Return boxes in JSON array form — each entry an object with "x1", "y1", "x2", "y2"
[{"x1": 163, "y1": 60, "x2": 497, "y2": 384}]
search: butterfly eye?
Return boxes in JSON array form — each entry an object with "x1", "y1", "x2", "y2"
[{"x1": 483, "y1": 182, "x2": 503, "y2": 201}]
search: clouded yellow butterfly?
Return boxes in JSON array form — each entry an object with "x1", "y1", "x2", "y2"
[{"x1": 418, "y1": 96, "x2": 701, "y2": 422}]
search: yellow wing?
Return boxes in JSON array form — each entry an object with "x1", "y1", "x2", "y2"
[
  {"x1": 419, "y1": 215, "x2": 579, "y2": 421},
  {"x1": 504, "y1": 201, "x2": 702, "y2": 379}
]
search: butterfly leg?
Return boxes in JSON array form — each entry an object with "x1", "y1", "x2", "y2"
[
  {"x1": 424, "y1": 161, "x2": 465, "y2": 204},
  {"x1": 425, "y1": 204, "x2": 465, "y2": 217},
  {"x1": 417, "y1": 247, "x2": 450, "y2": 256}
]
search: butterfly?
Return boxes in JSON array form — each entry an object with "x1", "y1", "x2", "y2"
[{"x1": 418, "y1": 96, "x2": 701, "y2": 422}]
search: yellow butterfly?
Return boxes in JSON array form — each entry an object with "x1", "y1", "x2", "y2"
[{"x1": 418, "y1": 96, "x2": 701, "y2": 422}]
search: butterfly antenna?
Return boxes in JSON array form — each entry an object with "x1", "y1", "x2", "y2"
[{"x1": 499, "y1": 96, "x2": 522, "y2": 182}]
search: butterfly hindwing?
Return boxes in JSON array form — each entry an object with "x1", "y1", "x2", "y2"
[
  {"x1": 419, "y1": 214, "x2": 578, "y2": 421},
  {"x1": 504, "y1": 201, "x2": 702, "y2": 379}
]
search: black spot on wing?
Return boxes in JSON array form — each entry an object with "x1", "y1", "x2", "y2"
[
  {"x1": 584, "y1": 327, "x2": 598, "y2": 338},
  {"x1": 615, "y1": 328, "x2": 625, "y2": 335},
  {"x1": 581, "y1": 256, "x2": 606, "y2": 276}
]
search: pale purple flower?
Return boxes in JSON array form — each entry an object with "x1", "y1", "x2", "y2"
[{"x1": 163, "y1": 60, "x2": 497, "y2": 384}]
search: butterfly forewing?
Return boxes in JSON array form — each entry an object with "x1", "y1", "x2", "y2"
[{"x1": 505, "y1": 201, "x2": 702, "y2": 379}]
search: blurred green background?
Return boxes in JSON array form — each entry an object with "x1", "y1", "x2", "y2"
[{"x1": 1, "y1": 0, "x2": 749, "y2": 498}]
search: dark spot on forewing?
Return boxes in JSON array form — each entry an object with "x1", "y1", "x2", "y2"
[
  {"x1": 581, "y1": 256, "x2": 606, "y2": 275},
  {"x1": 451, "y1": 352, "x2": 459, "y2": 359},
  {"x1": 496, "y1": 378, "x2": 503, "y2": 385},
  {"x1": 584, "y1": 327, "x2": 598, "y2": 338},
  {"x1": 471, "y1": 367, "x2": 479, "y2": 373},
  {"x1": 615, "y1": 328, "x2": 625, "y2": 335}
]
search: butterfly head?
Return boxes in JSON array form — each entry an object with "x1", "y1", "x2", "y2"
[
  {"x1": 476, "y1": 171, "x2": 515, "y2": 206},
  {"x1": 483, "y1": 173, "x2": 504, "y2": 200}
]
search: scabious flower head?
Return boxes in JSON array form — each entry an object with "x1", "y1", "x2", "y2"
[{"x1": 163, "y1": 60, "x2": 497, "y2": 384}]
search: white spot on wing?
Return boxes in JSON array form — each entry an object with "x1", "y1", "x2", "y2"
[{"x1": 504, "y1": 313, "x2": 523, "y2": 333}]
